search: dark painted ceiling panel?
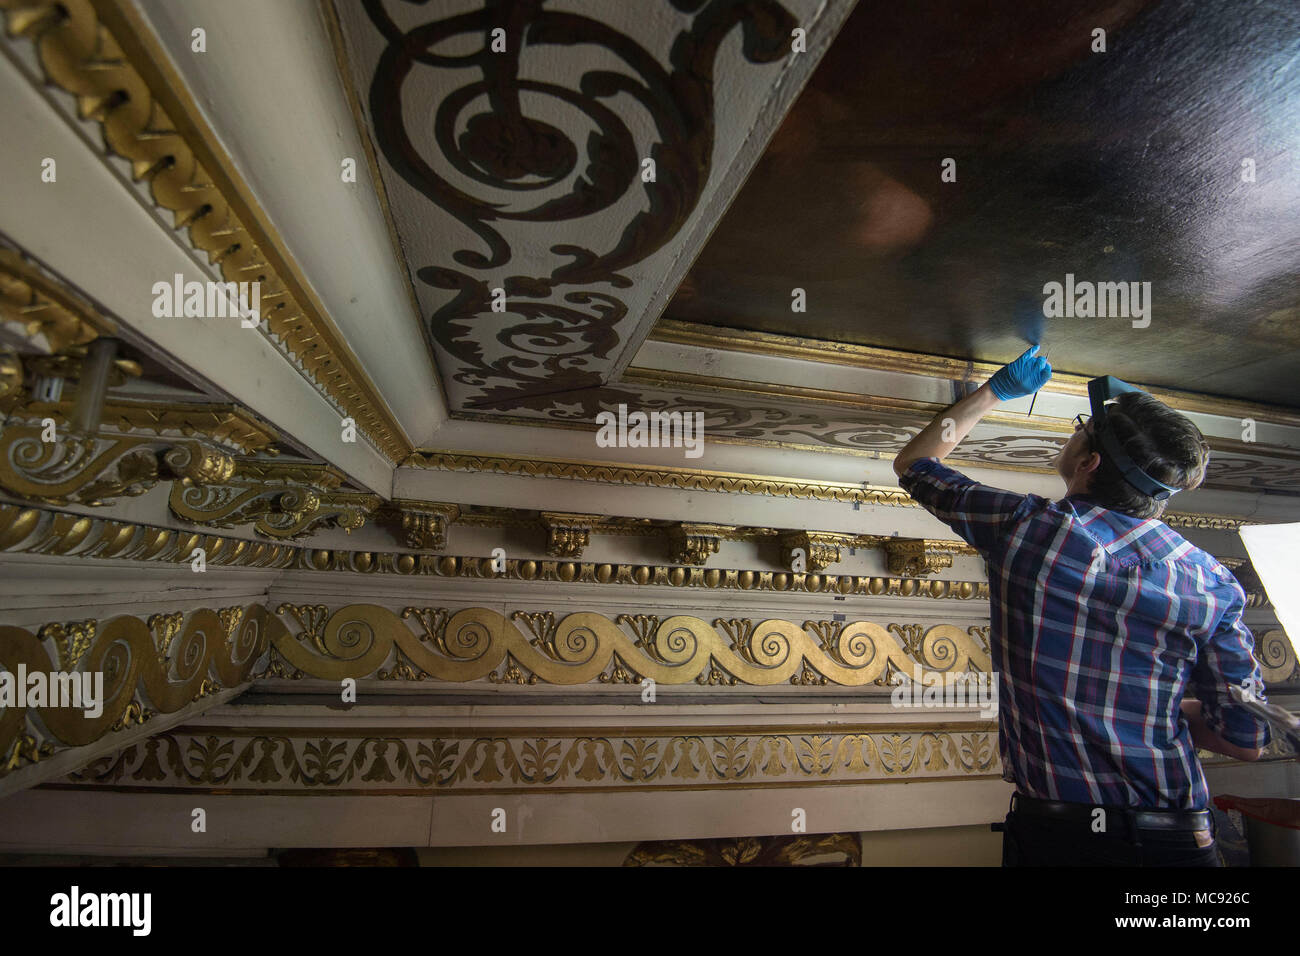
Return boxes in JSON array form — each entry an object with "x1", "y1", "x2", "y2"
[{"x1": 662, "y1": 0, "x2": 1300, "y2": 407}]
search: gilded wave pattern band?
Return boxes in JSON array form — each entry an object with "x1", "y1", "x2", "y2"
[
  {"x1": 0, "y1": 603, "x2": 270, "y2": 778},
  {"x1": 265, "y1": 604, "x2": 994, "y2": 686},
  {"x1": 263, "y1": 605, "x2": 1298, "y2": 688}
]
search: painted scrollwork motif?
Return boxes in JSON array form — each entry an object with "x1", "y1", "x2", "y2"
[
  {"x1": 0, "y1": 422, "x2": 234, "y2": 506},
  {"x1": 359, "y1": 0, "x2": 797, "y2": 406}
]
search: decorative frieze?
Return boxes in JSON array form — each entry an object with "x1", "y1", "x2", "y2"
[
  {"x1": 625, "y1": 833, "x2": 862, "y2": 867},
  {"x1": 0, "y1": 603, "x2": 270, "y2": 782},
  {"x1": 62, "y1": 721, "x2": 1003, "y2": 795},
  {"x1": 263, "y1": 603, "x2": 997, "y2": 686}
]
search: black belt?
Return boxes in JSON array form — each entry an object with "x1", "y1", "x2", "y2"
[{"x1": 1012, "y1": 794, "x2": 1211, "y2": 832}]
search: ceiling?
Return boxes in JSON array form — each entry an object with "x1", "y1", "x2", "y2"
[
  {"x1": 308, "y1": 0, "x2": 1300, "y2": 498},
  {"x1": 662, "y1": 0, "x2": 1300, "y2": 408},
  {"x1": 330, "y1": 0, "x2": 849, "y2": 414}
]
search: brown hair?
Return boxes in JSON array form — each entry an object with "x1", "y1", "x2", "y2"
[{"x1": 1087, "y1": 392, "x2": 1210, "y2": 519}]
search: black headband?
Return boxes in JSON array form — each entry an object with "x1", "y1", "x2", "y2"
[{"x1": 1086, "y1": 376, "x2": 1182, "y2": 501}]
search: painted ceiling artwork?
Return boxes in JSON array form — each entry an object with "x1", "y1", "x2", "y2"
[
  {"x1": 664, "y1": 0, "x2": 1300, "y2": 406},
  {"x1": 327, "y1": 0, "x2": 1300, "y2": 497},
  {"x1": 332, "y1": 0, "x2": 845, "y2": 413}
]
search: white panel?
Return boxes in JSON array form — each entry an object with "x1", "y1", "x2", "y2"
[
  {"x1": 128, "y1": 0, "x2": 449, "y2": 444},
  {"x1": 0, "y1": 49, "x2": 394, "y2": 494}
]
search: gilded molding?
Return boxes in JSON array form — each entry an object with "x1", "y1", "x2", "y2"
[
  {"x1": 406, "y1": 450, "x2": 915, "y2": 506},
  {"x1": 169, "y1": 460, "x2": 380, "y2": 539},
  {"x1": 404, "y1": 450, "x2": 1253, "y2": 531},
  {"x1": 0, "y1": 602, "x2": 269, "y2": 780},
  {"x1": 6, "y1": 397, "x2": 275, "y2": 457},
  {"x1": 61, "y1": 722, "x2": 1002, "y2": 794},
  {"x1": 3, "y1": 502, "x2": 1283, "y2": 623},
  {"x1": 651, "y1": 320, "x2": 1300, "y2": 429},
  {"x1": 884, "y1": 539, "x2": 956, "y2": 577},
  {"x1": 1163, "y1": 513, "x2": 1250, "y2": 532},
  {"x1": 623, "y1": 365, "x2": 1075, "y2": 434},
  {"x1": 264, "y1": 604, "x2": 996, "y2": 686},
  {"x1": 0, "y1": 247, "x2": 115, "y2": 354},
  {"x1": 0, "y1": 502, "x2": 998, "y2": 597},
  {"x1": 0, "y1": 501, "x2": 301, "y2": 567},
  {"x1": 0, "y1": 0, "x2": 410, "y2": 461}
]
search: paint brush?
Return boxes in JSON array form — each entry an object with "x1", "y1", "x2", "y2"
[{"x1": 1027, "y1": 348, "x2": 1049, "y2": 418}]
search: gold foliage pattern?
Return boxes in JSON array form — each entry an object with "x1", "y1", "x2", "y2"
[
  {"x1": 63, "y1": 723, "x2": 1002, "y2": 794},
  {"x1": 168, "y1": 461, "x2": 380, "y2": 539},
  {"x1": 0, "y1": 421, "x2": 232, "y2": 505}
]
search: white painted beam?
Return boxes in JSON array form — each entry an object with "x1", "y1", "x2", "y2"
[
  {"x1": 123, "y1": 0, "x2": 449, "y2": 444},
  {"x1": 0, "y1": 47, "x2": 394, "y2": 494}
]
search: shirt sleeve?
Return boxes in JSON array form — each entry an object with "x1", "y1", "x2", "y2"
[
  {"x1": 896, "y1": 457, "x2": 1041, "y2": 555},
  {"x1": 1190, "y1": 577, "x2": 1272, "y2": 750}
]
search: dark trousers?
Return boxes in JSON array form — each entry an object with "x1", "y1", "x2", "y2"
[{"x1": 998, "y1": 794, "x2": 1222, "y2": 867}]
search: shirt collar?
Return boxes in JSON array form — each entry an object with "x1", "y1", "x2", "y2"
[{"x1": 1060, "y1": 497, "x2": 1191, "y2": 567}]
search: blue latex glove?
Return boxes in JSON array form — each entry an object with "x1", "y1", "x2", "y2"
[{"x1": 988, "y1": 345, "x2": 1052, "y2": 400}]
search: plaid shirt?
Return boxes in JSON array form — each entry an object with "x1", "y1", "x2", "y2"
[{"x1": 900, "y1": 457, "x2": 1271, "y2": 810}]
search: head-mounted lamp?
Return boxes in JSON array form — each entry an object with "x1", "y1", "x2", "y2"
[{"x1": 1087, "y1": 375, "x2": 1181, "y2": 501}]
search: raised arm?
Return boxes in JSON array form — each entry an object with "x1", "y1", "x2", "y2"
[{"x1": 893, "y1": 346, "x2": 1052, "y2": 476}]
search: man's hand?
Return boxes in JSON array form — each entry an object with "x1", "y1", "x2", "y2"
[
  {"x1": 893, "y1": 347, "x2": 1053, "y2": 477},
  {"x1": 988, "y1": 345, "x2": 1053, "y2": 401},
  {"x1": 1180, "y1": 699, "x2": 1262, "y2": 762}
]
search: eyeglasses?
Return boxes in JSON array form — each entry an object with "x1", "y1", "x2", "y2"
[{"x1": 1074, "y1": 413, "x2": 1093, "y2": 449}]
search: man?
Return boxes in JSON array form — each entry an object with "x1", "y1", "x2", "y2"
[{"x1": 893, "y1": 346, "x2": 1271, "y2": 866}]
